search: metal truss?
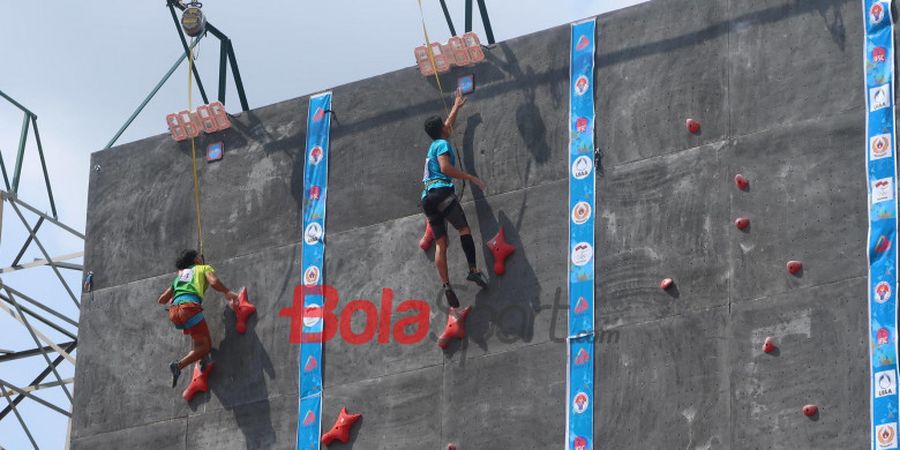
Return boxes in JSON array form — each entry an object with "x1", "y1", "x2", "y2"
[
  {"x1": 437, "y1": 0, "x2": 496, "y2": 44},
  {"x1": 105, "y1": 1, "x2": 250, "y2": 149},
  {"x1": 0, "y1": 91, "x2": 84, "y2": 450}
]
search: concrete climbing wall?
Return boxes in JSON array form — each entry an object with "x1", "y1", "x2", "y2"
[{"x1": 72, "y1": 0, "x2": 872, "y2": 448}]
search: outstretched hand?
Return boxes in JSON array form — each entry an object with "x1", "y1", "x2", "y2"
[
  {"x1": 453, "y1": 87, "x2": 467, "y2": 109},
  {"x1": 471, "y1": 176, "x2": 486, "y2": 190},
  {"x1": 225, "y1": 290, "x2": 239, "y2": 309}
]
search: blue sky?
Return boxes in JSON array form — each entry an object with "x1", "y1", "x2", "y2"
[{"x1": 0, "y1": 1, "x2": 646, "y2": 448}]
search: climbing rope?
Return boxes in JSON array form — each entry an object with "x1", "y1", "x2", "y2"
[
  {"x1": 187, "y1": 40, "x2": 205, "y2": 257},
  {"x1": 416, "y1": 0, "x2": 468, "y2": 201}
]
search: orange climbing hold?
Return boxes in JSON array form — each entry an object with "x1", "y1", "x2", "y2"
[
  {"x1": 420, "y1": 220, "x2": 435, "y2": 251},
  {"x1": 182, "y1": 361, "x2": 215, "y2": 402},
  {"x1": 486, "y1": 227, "x2": 515, "y2": 275},
  {"x1": 232, "y1": 287, "x2": 256, "y2": 334},
  {"x1": 438, "y1": 306, "x2": 472, "y2": 348},
  {"x1": 321, "y1": 407, "x2": 362, "y2": 445}
]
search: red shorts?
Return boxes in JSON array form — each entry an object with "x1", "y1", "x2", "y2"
[{"x1": 168, "y1": 303, "x2": 209, "y2": 337}]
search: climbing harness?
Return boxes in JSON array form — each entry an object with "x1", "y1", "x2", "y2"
[
  {"x1": 187, "y1": 41, "x2": 205, "y2": 257},
  {"x1": 416, "y1": 0, "x2": 468, "y2": 201}
]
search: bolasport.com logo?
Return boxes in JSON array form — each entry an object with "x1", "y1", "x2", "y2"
[{"x1": 278, "y1": 284, "x2": 621, "y2": 346}]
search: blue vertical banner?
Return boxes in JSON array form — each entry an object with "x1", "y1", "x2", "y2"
[
  {"x1": 567, "y1": 19, "x2": 596, "y2": 450},
  {"x1": 297, "y1": 92, "x2": 332, "y2": 450},
  {"x1": 865, "y1": 2, "x2": 900, "y2": 449}
]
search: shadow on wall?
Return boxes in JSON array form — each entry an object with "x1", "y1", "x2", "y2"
[
  {"x1": 189, "y1": 299, "x2": 277, "y2": 449},
  {"x1": 437, "y1": 113, "x2": 543, "y2": 355}
]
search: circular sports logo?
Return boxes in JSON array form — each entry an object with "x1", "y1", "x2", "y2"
[
  {"x1": 309, "y1": 146, "x2": 324, "y2": 165},
  {"x1": 872, "y1": 3, "x2": 886, "y2": 25},
  {"x1": 572, "y1": 242, "x2": 593, "y2": 266},
  {"x1": 305, "y1": 222, "x2": 323, "y2": 245},
  {"x1": 878, "y1": 423, "x2": 896, "y2": 447},
  {"x1": 574, "y1": 75, "x2": 590, "y2": 96},
  {"x1": 304, "y1": 266, "x2": 320, "y2": 285},
  {"x1": 572, "y1": 155, "x2": 593, "y2": 180},
  {"x1": 876, "y1": 281, "x2": 892, "y2": 304},
  {"x1": 873, "y1": 135, "x2": 891, "y2": 158},
  {"x1": 303, "y1": 304, "x2": 322, "y2": 328},
  {"x1": 572, "y1": 201, "x2": 592, "y2": 225},
  {"x1": 573, "y1": 391, "x2": 589, "y2": 414}
]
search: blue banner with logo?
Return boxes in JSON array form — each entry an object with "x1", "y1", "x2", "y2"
[
  {"x1": 865, "y1": 2, "x2": 900, "y2": 449},
  {"x1": 296, "y1": 92, "x2": 332, "y2": 450},
  {"x1": 567, "y1": 19, "x2": 596, "y2": 450}
]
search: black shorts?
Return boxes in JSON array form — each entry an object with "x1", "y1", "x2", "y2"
[{"x1": 421, "y1": 187, "x2": 468, "y2": 240}]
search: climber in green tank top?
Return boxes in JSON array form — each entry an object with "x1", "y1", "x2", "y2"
[{"x1": 158, "y1": 249, "x2": 239, "y2": 388}]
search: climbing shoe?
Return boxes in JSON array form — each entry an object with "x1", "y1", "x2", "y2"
[
  {"x1": 442, "y1": 284, "x2": 460, "y2": 308},
  {"x1": 466, "y1": 270, "x2": 489, "y2": 289},
  {"x1": 169, "y1": 361, "x2": 181, "y2": 388}
]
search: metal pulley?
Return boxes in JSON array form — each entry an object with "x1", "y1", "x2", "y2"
[{"x1": 181, "y1": 2, "x2": 206, "y2": 37}]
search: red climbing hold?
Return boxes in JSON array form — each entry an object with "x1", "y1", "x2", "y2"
[
  {"x1": 419, "y1": 220, "x2": 435, "y2": 251},
  {"x1": 660, "y1": 278, "x2": 674, "y2": 290},
  {"x1": 438, "y1": 306, "x2": 472, "y2": 348},
  {"x1": 486, "y1": 227, "x2": 515, "y2": 275},
  {"x1": 182, "y1": 361, "x2": 215, "y2": 402},
  {"x1": 321, "y1": 407, "x2": 362, "y2": 446},
  {"x1": 447, "y1": 445, "x2": 457, "y2": 450},
  {"x1": 232, "y1": 287, "x2": 256, "y2": 334},
  {"x1": 735, "y1": 217, "x2": 750, "y2": 230},
  {"x1": 802, "y1": 404, "x2": 818, "y2": 417},
  {"x1": 734, "y1": 174, "x2": 749, "y2": 190},
  {"x1": 762, "y1": 336, "x2": 776, "y2": 354},
  {"x1": 686, "y1": 118, "x2": 701, "y2": 134},
  {"x1": 786, "y1": 260, "x2": 803, "y2": 275}
]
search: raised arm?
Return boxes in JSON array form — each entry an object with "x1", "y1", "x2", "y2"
[
  {"x1": 158, "y1": 287, "x2": 174, "y2": 305},
  {"x1": 206, "y1": 271, "x2": 239, "y2": 303},
  {"x1": 438, "y1": 154, "x2": 486, "y2": 190},
  {"x1": 444, "y1": 88, "x2": 467, "y2": 131}
]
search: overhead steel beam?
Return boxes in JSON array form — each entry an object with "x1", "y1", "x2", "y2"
[
  {"x1": 474, "y1": 0, "x2": 496, "y2": 44},
  {"x1": 166, "y1": 2, "x2": 209, "y2": 105},
  {"x1": 0, "y1": 384, "x2": 38, "y2": 450},
  {"x1": 11, "y1": 217, "x2": 44, "y2": 267},
  {"x1": 0, "y1": 293, "x2": 78, "y2": 339},
  {"x1": 0, "y1": 298, "x2": 77, "y2": 365},
  {"x1": 0, "y1": 378, "x2": 73, "y2": 398},
  {"x1": 0, "y1": 90, "x2": 35, "y2": 116},
  {"x1": 165, "y1": 0, "x2": 249, "y2": 111},
  {"x1": 12, "y1": 114, "x2": 30, "y2": 193},
  {"x1": 438, "y1": 0, "x2": 457, "y2": 36},
  {"x1": 0, "y1": 286, "x2": 79, "y2": 331},
  {"x1": 0, "y1": 379, "x2": 70, "y2": 417},
  {"x1": 7, "y1": 201, "x2": 80, "y2": 308},
  {"x1": 104, "y1": 36, "x2": 203, "y2": 150},
  {"x1": 5, "y1": 193, "x2": 84, "y2": 240},
  {"x1": 0, "y1": 341, "x2": 75, "y2": 421},
  {"x1": 2, "y1": 252, "x2": 84, "y2": 274},
  {"x1": 0, "y1": 341, "x2": 76, "y2": 363},
  {"x1": 2, "y1": 292, "x2": 73, "y2": 403}
]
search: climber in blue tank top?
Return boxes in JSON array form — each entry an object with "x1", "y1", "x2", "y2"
[{"x1": 420, "y1": 88, "x2": 489, "y2": 308}]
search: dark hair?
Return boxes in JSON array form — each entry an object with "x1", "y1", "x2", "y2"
[
  {"x1": 176, "y1": 249, "x2": 199, "y2": 270},
  {"x1": 424, "y1": 116, "x2": 444, "y2": 140}
]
